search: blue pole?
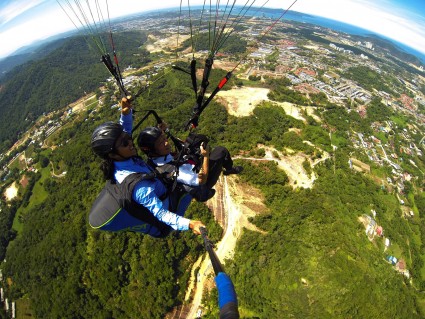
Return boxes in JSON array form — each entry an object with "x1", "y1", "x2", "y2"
[
  {"x1": 200, "y1": 227, "x2": 239, "y2": 319},
  {"x1": 215, "y1": 272, "x2": 239, "y2": 319}
]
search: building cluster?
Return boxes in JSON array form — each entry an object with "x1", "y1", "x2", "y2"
[
  {"x1": 228, "y1": 19, "x2": 424, "y2": 285},
  {"x1": 350, "y1": 127, "x2": 421, "y2": 195},
  {"x1": 329, "y1": 43, "x2": 353, "y2": 55},
  {"x1": 360, "y1": 212, "x2": 411, "y2": 280},
  {"x1": 107, "y1": 11, "x2": 425, "y2": 133},
  {"x1": 358, "y1": 41, "x2": 374, "y2": 50},
  {"x1": 247, "y1": 38, "x2": 378, "y2": 105}
]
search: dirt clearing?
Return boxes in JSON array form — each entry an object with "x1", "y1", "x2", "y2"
[
  {"x1": 145, "y1": 34, "x2": 190, "y2": 53},
  {"x1": 216, "y1": 87, "x2": 270, "y2": 117},
  {"x1": 216, "y1": 86, "x2": 320, "y2": 122},
  {"x1": 185, "y1": 175, "x2": 266, "y2": 318},
  {"x1": 69, "y1": 93, "x2": 96, "y2": 113}
]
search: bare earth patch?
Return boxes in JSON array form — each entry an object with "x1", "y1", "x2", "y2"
[
  {"x1": 216, "y1": 87, "x2": 270, "y2": 117},
  {"x1": 262, "y1": 146, "x2": 317, "y2": 189},
  {"x1": 213, "y1": 60, "x2": 239, "y2": 71},
  {"x1": 69, "y1": 93, "x2": 96, "y2": 113},
  {"x1": 20, "y1": 175, "x2": 29, "y2": 188},
  {"x1": 277, "y1": 102, "x2": 321, "y2": 123},
  {"x1": 216, "y1": 86, "x2": 321, "y2": 122},
  {"x1": 145, "y1": 34, "x2": 190, "y2": 53},
  {"x1": 185, "y1": 176, "x2": 266, "y2": 318}
]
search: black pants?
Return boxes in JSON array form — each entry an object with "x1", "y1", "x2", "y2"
[
  {"x1": 194, "y1": 146, "x2": 233, "y2": 200},
  {"x1": 204, "y1": 146, "x2": 233, "y2": 188}
]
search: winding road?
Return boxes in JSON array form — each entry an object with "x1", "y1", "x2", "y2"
[{"x1": 173, "y1": 146, "x2": 330, "y2": 318}]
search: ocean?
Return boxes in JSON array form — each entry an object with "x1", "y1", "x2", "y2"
[{"x1": 138, "y1": 6, "x2": 425, "y2": 64}]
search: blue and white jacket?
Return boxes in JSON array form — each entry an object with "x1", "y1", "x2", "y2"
[{"x1": 114, "y1": 111, "x2": 190, "y2": 231}]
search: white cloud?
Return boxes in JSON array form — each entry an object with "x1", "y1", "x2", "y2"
[
  {"x1": 0, "y1": 0, "x2": 45, "y2": 25},
  {"x1": 0, "y1": 1, "x2": 74, "y2": 57}
]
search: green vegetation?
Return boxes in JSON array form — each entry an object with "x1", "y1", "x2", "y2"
[
  {"x1": 375, "y1": 131, "x2": 388, "y2": 144},
  {"x1": 0, "y1": 204, "x2": 17, "y2": 260},
  {"x1": 390, "y1": 113, "x2": 409, "y2": 129},
  {"x1": 227, "y1": 159, "x2": 423, "y2": 318},
  {"x1": 310, "y1": 92, "x2": 330, "y2": 107},
  {"x1": 0, "y1": 13, "x2": 424, "y2": 319},
  {"x1": 181, "y1": 33, "x2": 247, "y2": 55},
  {"x1": 248, "y1": 75, "x2": 261, "y2": 81},
  {"x1": 267, "y1": 77, "x2": 311, "y2": 105},
  {"x1": 14, "y1": 167, "x2": 49, "y2": 232},
  {"x1": 342, "y1": 66, "x2": 395, "y2": 94},
  {"x1": 302, "y1": 158, "x2": 312, "y2": 178}
]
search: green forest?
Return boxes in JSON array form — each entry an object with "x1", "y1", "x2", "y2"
[{"x1": 1, "y1": 12, "x2": 425, "y2": 319}]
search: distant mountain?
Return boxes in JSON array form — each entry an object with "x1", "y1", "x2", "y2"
[
  {"x1": 359, "y1": 34, "x2": 423, "y2": 65},
  {"x1": 0, "y1": 31, "x2": 77, "y2": 79},
  {"x1": 0, "y1": 54, "x2": 33, "y2": 77}
]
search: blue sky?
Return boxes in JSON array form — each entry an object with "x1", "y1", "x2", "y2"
[{"x1": 0, "y1": 0, "x2": 424, "y2": 61}]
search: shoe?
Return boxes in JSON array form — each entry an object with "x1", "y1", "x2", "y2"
[
  {"x1": 223, "y1": 166, "x2": 243, "y2": 175},
  {"x1": 194, "y1": 189, "x2": 216, "y2": 202}
]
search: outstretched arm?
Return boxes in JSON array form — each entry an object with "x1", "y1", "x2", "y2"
[
  {"x1": 133, "y1": 181, "x2": 205, "y2": 234},
  {"x1": 119, "y1": 96, "x2": 133, "y2": 134}
]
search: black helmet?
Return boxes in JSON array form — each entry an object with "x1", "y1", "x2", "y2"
[
  {"x1": 91, "y1": 122, "x2": 123, "y2": 158},
  {"x1": 137, "y1": 126, "x2": 162, "y2": 150}
]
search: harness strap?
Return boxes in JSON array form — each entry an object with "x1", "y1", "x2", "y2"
[{"x1": 121, "y1": 173, "x2": 172, "y2": 234}]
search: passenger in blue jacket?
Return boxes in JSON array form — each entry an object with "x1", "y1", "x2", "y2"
[{"x1": 90, "y1": 96, "x2": 205, "y2": 236}]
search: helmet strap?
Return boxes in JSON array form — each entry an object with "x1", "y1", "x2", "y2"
[{"x1": 108, "y1": 151, "x2": 129, "y2": 161}]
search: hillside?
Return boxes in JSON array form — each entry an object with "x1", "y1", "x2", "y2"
[
  {"x1": 0, "y1": 31, "x2": 150, "y2": 153},
  {"x1": 0, "y1": 36, "x2": 74, "y2": 79}
]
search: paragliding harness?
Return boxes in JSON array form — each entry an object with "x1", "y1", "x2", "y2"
[
  {"x1": 132, "y1": 109, "x2": 210, "y2": 186},
  {"x1": 176, "y1": 132, "x2": 210, "y2": 173},
  {"x1": 89, "y1": 170, "x2": 192, "y2": 238}
]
